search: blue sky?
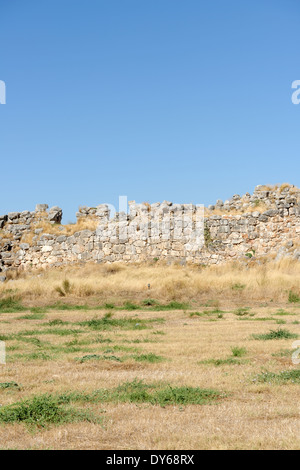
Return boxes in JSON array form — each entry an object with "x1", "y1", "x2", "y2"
[{"x1": 0, "y1": 0, "x2": 299, "y2": 222}]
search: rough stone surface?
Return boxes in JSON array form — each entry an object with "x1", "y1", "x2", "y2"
[{"x1": 0, "y1": 184, "x2": 299, "y2": 274}]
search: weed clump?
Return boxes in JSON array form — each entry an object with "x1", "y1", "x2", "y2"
[
  {"x1": 234, "y1": 307, "x2": 251, "y2": 316},
  {"x1": 252, "y1": 328, "x2": 298, "y2": 341},
  {"x1": 253, "y1": 369, "x2": 300, "y2": 384},
  {"x1": 55, "y1": 379, "x2": 224, "y2": 407},
  {"x1": 54, "y1": 279, "x2": 72, "y2": 297},
  {"x1": 288, "y1": 291, "x2": 300, "y2": 303},
  {"x1": 231, "y1": 346, "x2": 247, "y2": 357},
  {"x1": 79, "y1": 313, "x2": 150, "y2": 331},
  {"x1": 133, "y1": 353, "x2": 164, "y2": 363},
  {"x1": 0, "y1": 382, "x2": 20, "y2": 390},
  {"x1": 76, "y1": 354, "x2": 122, "y2": 363},
  {"x1": 0, "y1": 394, "x2": 101, "y2": 428}
]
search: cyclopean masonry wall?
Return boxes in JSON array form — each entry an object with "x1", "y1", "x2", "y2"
[{"x1": 0, "y1": 184, "x2": 299, "y2": 278}]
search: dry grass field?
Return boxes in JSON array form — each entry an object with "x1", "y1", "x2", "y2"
[{"x1": 0, "y1": 260, "x2": 299, "y2": 450}]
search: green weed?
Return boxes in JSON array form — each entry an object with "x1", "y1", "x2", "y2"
[
  {"x1": 252, "y1": 328, "x2": 298, "y2": 341},
  {"x1": 0, "y1": 296, "x2": 25, "y2": 313},
  {"x1": 288, "y1": 291, "x2": 300, "y2": 303},
  {"x1": 231, "y1": 346, "x2": 247, "y2": 357},
  {"x1": 254, "y1": 369, "x2": 300, "y2": 384},
  {"x1": 0, "y1": 394, "x2": 102, "y2": 428}
]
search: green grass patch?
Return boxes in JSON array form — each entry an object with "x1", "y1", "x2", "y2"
[
  {"x1": 252, "y1": 328, "x2": 298, "y2": 341},
  {"x1": 94, "y1": 335, "x2": 113, "y2": 344},
  {"x1": 122, "y1": 337, "x2": 158, "y2": 344},
  {"x1": 0, "y1": 394, "x2": 102, "y2": 428},
  {"x1": 103, "y1": 345, "x2": 139, "y2": 353},
  {"x1": 275, "y1": 309, "x2": 296, "y2": 316},
  {"x1": 104, "y1": 303, "x2": 115, "y2": 309},
  {"x1": 288, "y1": 291, "x2": 300, "y2": 303},
  {"x1": 46, "y1": 303, "x2": 89, "y2": 311},
  {"x1": 0, "y1": 382, "x2": 20, "y2": 390},
  {"x1": 234, "y1": 307, "x2": 251, "y2": 316},
  {"x1": 149, "y1": 301, "x2": 188, "y2": 311},
  {"x1": 190, "y1": 309, "x2": 224, "y2": 318},
  {"x1": 35, "y1": 300, "x2": 188, "y2": 312},
  {"x1": 76, "y1": 354, "x2": 122, "y2": 363},
  {"x1": 65, "y1": 337, "x2": 94, "y2": 347},
  {"x1": 0, "y1": 296, "x2": 26, "y2": 313},
  {"x1": 238, "y1": 317, "x2": 274, "y2": 322},
  {"x1": 121, "y1": 301, "x2": 140, "y2": 311},
  {"x1": 152, "y1": 386, "x2": 222, "y2": 406},
  {"x1": 57, "y1": 378, "x2": 224, "y2": 406},
  {"x1": 271, "y1": 349, "x2": 292, "y2": 358},
  {"x1": 231, "y1": 283, "x2": 246, "y2": 290},
  {"x1": 47, "y1": 319, "x2": 69, "y2": 326},
  {"x1": 17, "y1": 313, "x2": 46, "y2": 320},
  {"x1": 16, "y1": 328, "x2": 84, "y2": 337},
  {"x1": 189, "y1": 311, "x2": 204, "y2": 317},
  {"x1": 231, "y1": 346, "x2": 247, "y2": 357},
  {"x1": 253, "y1": 369, "x2": 300, "y2": 384},
  {"x1": 133, "y1": 353, "x2": 164, "y2": 363},
  {"x1": 78, "y1": 313, "x2": 153, "y2": 331},
  {"x1": 0, "y1": 334, "x2": 12, "y2": 341},
  {"x1": 30, "y1": 307, "x2": 49, "y2": 314},
  {"x1": 142, "y1": 299, "x2": 159, "y2": 306},
  {"x1": 16, "y1": 337, "x2": 47, "y2": 347},
  {"x1": 11, "y1": 351, "x2": 53, "y2": 362}
]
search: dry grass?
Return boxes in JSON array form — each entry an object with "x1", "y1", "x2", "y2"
[
  {"x1": 204, "y1": 201, "x2": 269, "y2": 216},
  {"x1": 0, "y1": 231, "x2": 14, "y2": 242},
  {"x1": 0, "y1": 261, "x2": 299, "y2": 449},
  {"x1": 0, "y1": 301, "x2": 299, "y2": 449},
  {"x1": 21, "y1": 218, "x2": 99, "y2": 243},
  {"x1": 1, "y1": 258, "x2": 299, "y2": 307}
]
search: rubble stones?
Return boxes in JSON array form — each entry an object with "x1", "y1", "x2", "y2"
[{"x1": 0, "y1": 184, "x2": 299, "y2": 270}]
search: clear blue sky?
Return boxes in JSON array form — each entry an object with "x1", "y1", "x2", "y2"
[{"x1": 0, "y1": 0, "x2": 299, "y2": 222}]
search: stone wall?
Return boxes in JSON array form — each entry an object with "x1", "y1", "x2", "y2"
[{"x1": 0, "y1": 184, "x2": 299, "y2": 278}]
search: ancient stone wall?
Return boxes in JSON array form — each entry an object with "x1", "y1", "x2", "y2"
[{"x1": 0, "y1": 184, "x2": 299, "y2": 279}]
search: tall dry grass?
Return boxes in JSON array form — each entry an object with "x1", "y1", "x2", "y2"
[{"x1": 1, "y1": 258, "x2": 299, "y2": 306}]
